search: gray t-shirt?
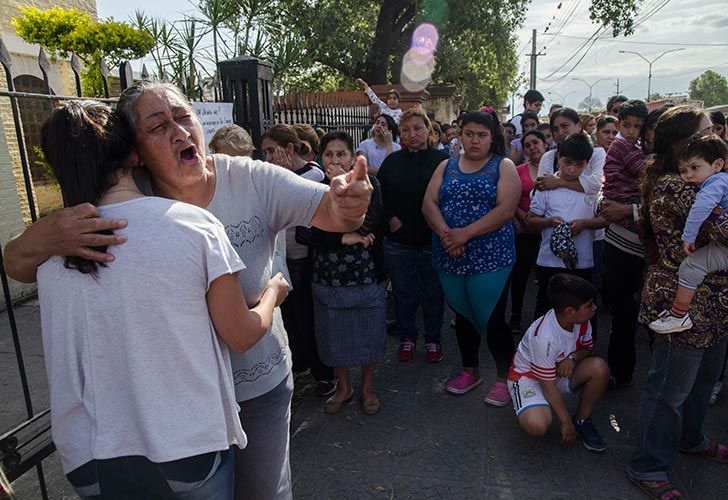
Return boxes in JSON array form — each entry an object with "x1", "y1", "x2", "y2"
[
  {"x1": 37, "y1": 197, "x2": 246, "y2": 473},
  {"x1": 206, "y1": 155, "x2": 327, "y2": 401}
]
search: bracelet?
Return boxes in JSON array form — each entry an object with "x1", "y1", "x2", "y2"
[{"x1": 568, "y1": 355, "x2": 577, "y2": 364}]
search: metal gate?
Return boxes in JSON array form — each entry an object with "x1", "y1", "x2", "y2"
[{"x1": 0, "y1": 39, "x2": 137, "y2": 499}]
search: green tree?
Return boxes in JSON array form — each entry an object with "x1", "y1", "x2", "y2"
[
  {"x1": 13, "y1": 7, "x2": 154, "y2": 96},
  {"x1": 283, "y1": 0, "x2": 642, "y2": 107},
  {"x1": 689, "y1": 70, "x2": 728, "y2": 108}
]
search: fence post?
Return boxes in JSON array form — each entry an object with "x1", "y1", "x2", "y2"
[
  {"x1": 70, "y1": 54, "x2": 82, "y2": 97},
  {"x1": 37, "y1": 48, "x2": 51, "y2": 95},
  {"x1": 99, "y1": 59, "x2": 110, "y2": 98},
  {"x1": 218, "y1": 56, "x2": 274, "y2": 159},
  {"x1": 119, "y1": 61, "x2": 133, "y2": 91}
]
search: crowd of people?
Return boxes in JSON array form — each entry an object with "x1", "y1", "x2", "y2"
[{"x1": 3, "y1": 79, "x2": 728, "y2": 500}]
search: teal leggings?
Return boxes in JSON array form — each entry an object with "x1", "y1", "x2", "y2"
[{"x1": 438, "y1": 265, "x2": 513, "y2": 337}]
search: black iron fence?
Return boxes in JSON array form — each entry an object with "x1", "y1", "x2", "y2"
[
  {"x1": 0, "y1": 39, "x2": 136, "y2": 499},
  {"x1": 273, "y1": 91, "x2": 374, "y2": 144}
]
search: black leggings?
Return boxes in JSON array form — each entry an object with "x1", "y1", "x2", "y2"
[{"x1": 454, "y1": 276, "x2": 514, "y2": 378}]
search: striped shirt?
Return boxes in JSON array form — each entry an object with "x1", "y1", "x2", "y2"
[
  {"x1": 602, "y1": 137, "x2": 645, "y2": 203},
  {"x1": 508, "y1": 310, "x2": 592, "y2": 381}
]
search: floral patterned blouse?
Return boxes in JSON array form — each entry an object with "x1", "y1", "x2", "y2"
[{"x1": 639, "y1": 174, "x2": 728, "y2": 349}]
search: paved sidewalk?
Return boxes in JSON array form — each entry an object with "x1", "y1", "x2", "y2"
[
  {"x1": 2, "y1": 287, "x2": 726, "y2": 498},
  {"x1": 289, "y1": 296, "x2": 727, "y2": 499}
]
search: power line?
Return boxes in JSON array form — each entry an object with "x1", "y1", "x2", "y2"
[{"x1": 543, "y1": 35, "x2": 728, "y2": 47}]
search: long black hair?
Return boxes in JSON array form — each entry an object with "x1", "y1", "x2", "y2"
[
  {"x1": 41, "y1": 100, "x2": 134, "y2": 274},
  {"x1": 459, "y1": 110, "x2": 506, "y2": 156}
]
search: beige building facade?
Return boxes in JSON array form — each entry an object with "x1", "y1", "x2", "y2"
[{"x1": 0, "y1": 0, "x2": 97, "y2": 303}]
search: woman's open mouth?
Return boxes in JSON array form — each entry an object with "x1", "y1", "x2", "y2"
[{"x1": 179, "y1": 145, "x2": 198, "y2": 164}]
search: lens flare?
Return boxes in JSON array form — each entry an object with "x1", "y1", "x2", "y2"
[{"x1": 401, "y1": 23, "x2": 439, "y2": 92}]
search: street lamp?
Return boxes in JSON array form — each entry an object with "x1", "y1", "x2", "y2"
[
  {"x1": 571, "y1": 77, "x2": 611, "y2": 112},
  {"x1": 618, "y1": 48, "x2": 686, "y2": 100},
  {"x1": 548, "y1": 90, "x2": 576, "y2": 105}
]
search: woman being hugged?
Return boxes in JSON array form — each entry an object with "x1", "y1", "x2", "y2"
[
  {"x1": 297, "y1": 131, "x2": 386, "y2": 415},
  {"x1": 37, "y1": 101, "x2": 289, "y2": 498},
  {"x1": 627, "y1": 106, "x2": 728, "y2": 499},
  {"x1": 422, "y1": 109, "x2": 520, "y2": 401}
]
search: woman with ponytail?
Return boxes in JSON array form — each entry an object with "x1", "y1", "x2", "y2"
[
  {"x1": 422, "y1": 108, "x2": 520, "y2": 405},
  {"x1": 37, "y1": 101, "x2": 289, "y2": 498}
]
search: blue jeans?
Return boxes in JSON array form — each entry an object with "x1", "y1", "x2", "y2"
[
  {"x1": 67, "y1": 448, "x2": 234, "y2": 499},
  {"x1": 383, "y1": 238, "x2": 444, "y2": 343},
  {"x1": 627, "y1": 335, "x2": 727, "y2": 481}
]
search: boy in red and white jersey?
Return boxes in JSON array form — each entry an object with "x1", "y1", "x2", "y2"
[{"x1": 508, "y1": 274, "x2": 610, "y2": 452}]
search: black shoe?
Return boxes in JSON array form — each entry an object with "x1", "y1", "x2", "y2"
[
  {"x1": 315, "y1": 380, "x2": 338, "y2": 397},
  {"x1": 573, "y1": 416, "x2": 606, "y2": 452}
]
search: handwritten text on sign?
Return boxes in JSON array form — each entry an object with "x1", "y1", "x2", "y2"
[{"x1": 191, "y1": 102, "x2": 234, "y2": 144}]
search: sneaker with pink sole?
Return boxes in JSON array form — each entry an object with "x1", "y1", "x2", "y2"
[
  {"x1": 446, "y1": 371, "x2": 484, "y2": 395},
  {"x1": 484, "y1": 380, "x2": 511, "y2": 407}
]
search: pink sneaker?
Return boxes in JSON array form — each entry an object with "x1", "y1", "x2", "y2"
[
  {"x1": 484, "y1": 380, "x2": 511, "y2": 407},
  {"x1": 446, "y1": 371, "x2": 484, "y2": 395}
]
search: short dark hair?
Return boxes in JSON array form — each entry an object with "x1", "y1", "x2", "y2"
[
  {"x1": 522, "y1": 130, "x2": 547, "y2": 145},
  {"x1": 549, "y1": 107, "x2": 581, "y2": 130},
  {"x1": 675, "y1": 133, "x2": 728, "y2": 166},
  {"x1": 536, "y1": 122, "x2": 551, "y2": 131},
  {"x1": 596, "y1": 114, "x2": 618, "y2": 131},
  {"x1": 524, "y1": 89, "x2": 544, "y2": 105},
  {"x1": 710, "y1": 111, "x2": 726, "y2": 127},
  {"x1": 503, "y1": 122, "x2": 517, "y2": 133},
  {"x1": 320, "y1": 130, "x2": 354, "y2": 155},
  {"x1": 558, "y1": 132, "x2": 593, "y2": 162},
  {"x1": 547, "y1": 274, "x2": 597, "y2": 313},
  {"x1": 522, "y1": 110, "x2": 540, "y2": 127},
  {"x1": 617, "y1": 99, "x2": 648, "y2": 122},
  {"x1": 606, "y1": 95, "x2": 628, "y2": 112}
]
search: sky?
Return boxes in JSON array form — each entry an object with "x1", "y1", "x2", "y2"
[{"x1": 97, "y1": 0, "x2": 728, "y2": 111}]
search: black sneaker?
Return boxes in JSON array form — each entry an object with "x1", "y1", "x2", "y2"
[
  {"x1": 315, "y1": 380, "x2": 337, "y2": 397},
  {"x1": 573, "y1": 416, "x2": 606, "y2": 452}
]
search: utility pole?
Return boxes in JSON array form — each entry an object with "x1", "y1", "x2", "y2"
[
  {"x1": 615, "y1": 78, "x2": 620, "y2": 95},
  {"x1": 528, "y1": 29, "x2": 545, "y2": 90}
]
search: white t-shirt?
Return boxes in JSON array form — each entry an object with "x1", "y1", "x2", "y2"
[
  {"x1": 530, "y1": 185, "x2": 599, "y2": 269},
  {"x1": 509, "y1": 309, "x2": 593, "y2": 381},
  {"x1": 537, "y1": 147, "x2": 606, "y2": 196},
  {"x1": 356, "y1": 138, "x2": 401, "y2": 169},
  {"x1": 206, "y1": 155, "x2": 327, "y2": 401},
  {"x1": 37, "y1": 197, "x2": 246, "y2": 474}
]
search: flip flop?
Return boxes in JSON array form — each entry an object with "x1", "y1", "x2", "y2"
[
  {"x1": 361, "y1": 394, "x2": 381, "y2": 415},
  {"x1": 324, "y1": 388, "x2": 354, "y2": 414},
  {"x1": 627, "y1": 474, "x2": 683, "y2": 499},
  {"x1": 681, "y1": 440, "x2": 728, "y2": 463}
]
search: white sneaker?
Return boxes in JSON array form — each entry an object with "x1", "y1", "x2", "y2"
[
  {"x1": 649, "y1": 310, "x2": 693, "y2": 334},
  {"x1": 710, "y1": 381, "x2": 723, "y2": 406}
]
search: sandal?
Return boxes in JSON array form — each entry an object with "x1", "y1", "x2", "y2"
[
  {"x1": 361, "y1": 394, "x2": 381, "y2": 415},
  {"x1": 682, "y1": 440, "x2": 728, "y2": 463},
  {"x1": 324, "y1": 388, "x2": 354, "y2": 414},
  {"x1": 627, "y1": 475, "x2": 683, "y2": 499}
]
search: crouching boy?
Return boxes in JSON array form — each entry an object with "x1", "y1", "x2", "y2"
[{"x1": 508, "y1": 274, "x2": 610, "y2": 452}]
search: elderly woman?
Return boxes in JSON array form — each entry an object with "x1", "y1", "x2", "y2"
[
  {"x1": 297, "y1": 131, "x2": 386, "y2": 415},
  {"x1": 5, "y1": 82, "x2": 372, "y2": 500},
  {"x1": 626, "y1": 106, "x2": 728, "y2": 499},
  {"x1": 422, "y1": 109, "x2": 519, "y2": 404}
]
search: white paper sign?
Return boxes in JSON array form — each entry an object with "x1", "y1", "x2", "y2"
[{"x1": 191, "y1": 102, "x2": 234, "y2": 144}]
